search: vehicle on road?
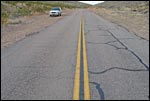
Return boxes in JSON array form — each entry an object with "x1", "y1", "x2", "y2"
[{"x1": 49, "y1": 7, "x2": 62, "y2": 17}]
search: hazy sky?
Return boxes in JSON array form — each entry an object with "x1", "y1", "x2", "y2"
[{"x1": 79, "y1": 1, "x2": 104, "y2": 5}]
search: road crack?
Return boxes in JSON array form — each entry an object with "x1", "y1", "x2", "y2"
[
  {"x1": 116, "y1": 23, "x2": 149, "y2": 42},
  {"x1": 89, "y1": 67, "x2": 148, "y2": 75},
  {"x1": 107, "y1": 30, "x2": 149, "y2": 70},
  {"x1": 89, "y1": 82, "x2": 105, "y2": 100}
]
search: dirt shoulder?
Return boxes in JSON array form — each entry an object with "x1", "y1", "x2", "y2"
[
  {"x1": 88, "y1": 8, "x2": 149, "y2": 41},
  {"x1": 1, "y1": 9, "x2": 73, "y2": 48}
]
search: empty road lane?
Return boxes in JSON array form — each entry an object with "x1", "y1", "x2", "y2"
[
  {"x1": 83, "y1": 10, "x2": 149, "y2": 100},
  {"x1": 1, "y1": 9, "x2": 149, "y2": 100}
]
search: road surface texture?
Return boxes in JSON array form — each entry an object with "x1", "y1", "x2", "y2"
[{"x1": 1, "y1": 9, "x2": 149, "y2": 100}]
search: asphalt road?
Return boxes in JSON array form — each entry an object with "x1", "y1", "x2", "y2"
[{"x1": 1, "y1": 9, "x2": 149, "y2": 100}]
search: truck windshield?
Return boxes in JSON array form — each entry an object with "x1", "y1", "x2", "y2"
[{"x1": 51, "y1": 8, "x2": 60, "y2": 11}]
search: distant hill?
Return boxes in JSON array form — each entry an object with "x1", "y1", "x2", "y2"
[
  {"x1": 95, "y1": 1, "x2": 149, "y2": 14},
  {"x1": 37, "y1": 1, "x2": 91, "y2": 8},
  {"x1": 95, "y1": 1, "x2": 149, "y2": 9}
]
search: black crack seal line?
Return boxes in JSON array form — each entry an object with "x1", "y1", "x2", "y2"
[
  {"x1": 107, "y1": 30, "x2": 149, "y2": 70},
  {"x1": 89, "y1": 67, "x2": 148, "y2": 75},
  {"x1": 90, "y1": 82, "x2": 105, "y2": 100}
]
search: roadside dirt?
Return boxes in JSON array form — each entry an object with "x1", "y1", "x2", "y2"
[
  {"x1": 88, "y1": 8, "x2": 149, "y2": 41},
  {"x1": 1, "y1": 9, "x2": 73, "y2": 48}
]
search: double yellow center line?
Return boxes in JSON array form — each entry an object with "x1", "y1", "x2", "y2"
[{"x1": 73, "y1": 16, "x2": 90, "y2": 100}]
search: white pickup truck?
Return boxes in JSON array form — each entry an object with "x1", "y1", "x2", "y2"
[{"x1": 49, "y1": 7, "x2": 62, "y2": 17}]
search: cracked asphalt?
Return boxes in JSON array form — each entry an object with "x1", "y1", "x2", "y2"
[{"x1": 1, "y1": 9, "x2": 149, "y2": 100}]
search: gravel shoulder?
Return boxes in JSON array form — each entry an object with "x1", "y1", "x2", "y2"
[
  {"x1": 1, "y1": 9, "x2": 73, "y2": 48},
  {"x1": 88, "y1": 8, "x2": 149, "y2": 41}
]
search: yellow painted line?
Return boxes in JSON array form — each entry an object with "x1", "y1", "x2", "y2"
[
  {"x1": 73, "y1": 20, "x2": 81, "y2": 100},
  {"x1": 73, "y1": 16, "x2": 90, "y2": 100},
  {"x1": 82, "y1": 16, "x2": 90, "y2": 100}
]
